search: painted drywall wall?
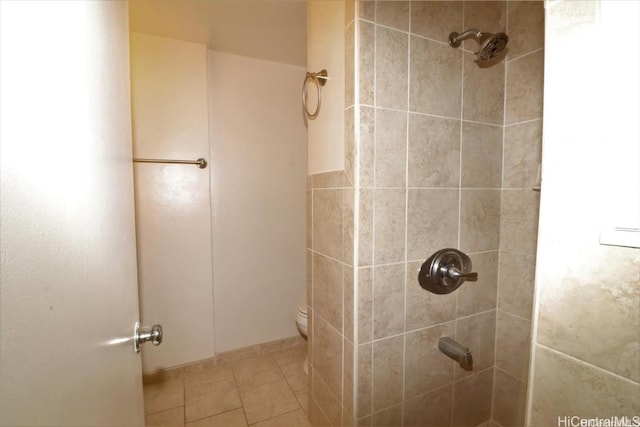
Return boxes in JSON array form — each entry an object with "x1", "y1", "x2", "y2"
[
  {"x1": 528, "y1": 0, "x2": 640, "y2": 422},
  {"x1": 307, "y1": 0, "x2": 345, "y2": 174},
  {"x1": 208, "y1": 51, "x2": 307, "y2": 352},
  {"x1": 130, "y1": 33, "x2": 215, "y2": 372}
]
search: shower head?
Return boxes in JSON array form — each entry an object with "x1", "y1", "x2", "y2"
[{"x1": 448, "y1": 29, "x2": 509, "y2": 66}]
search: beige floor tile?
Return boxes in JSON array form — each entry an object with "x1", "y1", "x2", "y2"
[
  {"x1": 232, "y1": 355, "x2": 284, "y2": 390},
  {"x1": 185, "y1": 365, "x2": 234, "y2": 390},
  {"x1": 145, "y1": 407, "x2": 184, "y2": 426},
  {"x1": 273, "y1": 345, "x2": 307, "y2": 367},
  {"x1": 295, "y1": 390, "x2": 309, "y2": 414},
  {"x1": 185, "y1": 408, "x2": 248, "y2": 427},
  {"x1": 252, "y1": 409, "x2": 311, "y2": 427},
  {"x1": 144, "y1": 378, "x2": 184, "y2": 415},
  {"x1": 185, "y1": 378, "x2": 242, "y2": 423},
  {"x1": 239, "y1": 378, "x2": 301, "y2": 424},
  {"x1": 281, "y1": 361, "x2": 308, "y2": 392}
]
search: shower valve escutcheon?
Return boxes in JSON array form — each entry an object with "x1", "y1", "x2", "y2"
[{"x1": 418, "y1": 248, "x2": 478, "y2": 294}]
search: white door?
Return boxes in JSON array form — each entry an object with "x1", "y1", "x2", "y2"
[{"x1": 0, "y1": 1, "x2": 145, "y2": 425}]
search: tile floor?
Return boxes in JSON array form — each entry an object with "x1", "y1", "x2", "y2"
[{"x1": 144, "y1": 344, "x2": 310, "y2": 427}]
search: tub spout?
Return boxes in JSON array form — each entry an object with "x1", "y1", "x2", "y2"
[{"x1": 438, "y1": 337, "x2": 473, "y2": 371}]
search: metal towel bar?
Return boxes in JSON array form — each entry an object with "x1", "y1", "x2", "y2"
[{"x1": 133, "y1": 158, "x2": 208, "y2": 169}]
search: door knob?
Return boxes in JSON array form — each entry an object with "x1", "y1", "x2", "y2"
[
  {"x1": 134, "y1": 322, "x2": 163, "y2": 353},
  {"x1": 418, "y1": 248, "x2": 478, "y2": 294}
]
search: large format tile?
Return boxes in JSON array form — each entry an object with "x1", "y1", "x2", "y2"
[
  {"x1": 500, "y1": 189, "x2": 539, "y2": 256},
  {"x1": 461, "y1": 122, "x2": 503, "y2": 188},
  {"x1": 507, "y1": 1, "x2": 545, "y2": 59},
  {"x1": 371, "y1": 404, "x2": 402, "y2": 427},
  {"x1": 146, "y1": 407, "x2": 184, "y2": 427},
  {"x1": 312, "y1": 314, "x2": 343, "y2": 400},
  {"x1": 373, "y1": 263, "x2": 405, "y2": 339},
  {"x1": 503, "y1": 120, "x2": 542, "y2": 189},
  {"x1": 375, "y1": 108, "x2": 407, "y2": 188},
  {"x1": 312, "y1": 253, "x2": 343, "y2": 332},
  {"x1": 495, "y1": 310, "x2": 531, "y2": 382},
  {"x1": 463, "y1": 53, "x2": 505, "y2": 125},
  {"x1": 376, "y1": 27, "x2": 408, "y2": 110},
  {"x1": 373, "y1": 189, "x2": 406, "y2": 264},
  {"x1": 377, "y1": 1, "x2": 409, "y2": 32},
  {"x1": 407, "y1": 114, "x2": 460, "y2": 189},
  {"x1": 407, "y1": 189, "x2": 459, "y2": 262},
  {"x1": 455, "y1": 311, "x2": 496, "y2": 380},
  {"x1": 372, "y1": 335, "x2": 404, "y2": 411},
  {"x1": 144, "y1": 378, "x2": 184, "y2": 415},
  {"x1": 252, "y1": 409, "x2": 311, "y2": 427},
  {"x1": 185, "y1": 379, "x2": 242, "y2": 423},
  {"x1": 410, "y1": 36, "x2": 462, "y2": 118},
  {"x1": 358, "y1": 343, "x2": 373, "y2": 418},
  {"x1": 359, "y1": 190, "x2": 374, "y2": 266},
  {"x1": 358, "y1": 267, "x2": 374, "y2": 343},
  {"x1": 186, "y1": 408, "x2": 247, "y2": 427},
  {"x1": 403, "y1": 385, "x2": 452, "y2": 427},
  {"x1": 493, "y1": 369, "x2": 527, "y2": 427},
  {"x1": 497, "y1": 250, "x2": 536, "y2": 319},
  {"x1": 404, "y1": 322, "x2": 455, "y2": 399},
  {"x1": 460, "y1": 189, "x2": 501, "y2": 253},
  {"x1": 185, "y1": 366, "x2": 233, "y2": 390},
  {"x1": 359, "y1": 22, "x2": 375, "y2": 106},
  {"x1": 359, "y1": 107, "x2": 375, "y2": 188},
  {"x1": 312, "y1": 189, "x2": 343, "y2": 260},
  {"x1": 505, "y1": 49, "x2": 544, "y2": 124},
  {"x1": 313, "y1": 370, "x2": 342, "y2": 426},
  {"x1": 530, "y1": 345, "x2": 640, "y2": 424},
  {"x1": 462, "y1": 1, "x2": 506, "y2": 52},
  {"x1": 281, "y1": 361, "x2": 308, "y2": 393},
  {"x1": 239, "y1": 379, "x2": 300, "y2": 425},
  {"x1": 410, "y1": 1, "x2": 462, "y2": 44},
  {"x1": 452, "y1": 368, "x2": 494, "y2": 427}
]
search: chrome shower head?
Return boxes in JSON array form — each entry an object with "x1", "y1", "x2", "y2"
[{"x1": 448, "y1": 29, "x2": 509, "y2": 66}]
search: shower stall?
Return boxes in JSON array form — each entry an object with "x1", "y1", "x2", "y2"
[{"x1": 307, "y1": 1, "x2": 544, "y2": 426}]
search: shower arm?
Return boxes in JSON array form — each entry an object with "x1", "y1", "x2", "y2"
[{"x1": 448, "y1": 29, "x2": 483, "y2": 47}]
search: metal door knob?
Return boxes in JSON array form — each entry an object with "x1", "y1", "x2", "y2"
[{"x1": 134, "y1": 322, "x2": 163, "y2": 353}]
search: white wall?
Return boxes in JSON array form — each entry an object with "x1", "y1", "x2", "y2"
[
  {"x1": 130, "y1": 33, "x2": 215, "y2": 372},
  {"x1": 307, "y1": 0, "x2": 345, "y2": 174},
  {"x1": 208, "y1": 51, "x2": 307, "y2": 352}
]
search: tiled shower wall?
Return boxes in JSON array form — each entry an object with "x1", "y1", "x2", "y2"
[{"x1": 308, "y1": 1, "x2": 544, "y2": 426}]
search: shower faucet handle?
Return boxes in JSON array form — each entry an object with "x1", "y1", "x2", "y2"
[
  {"x1": 446, "y1": 266, "x2": 478, "y2": 281},
  {"x1": 418, "y1": 248, "x2": 478, "y2": 294}
]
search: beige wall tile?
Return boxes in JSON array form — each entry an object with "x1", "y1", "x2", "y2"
[
  {"x1": 371, "y1": 403, "x2": 402, "y2": 427},
  {"x1": 359, "y1": 21, "x2": 375, "y2": 106},
  {"x1": 410, "y1": 1, "x2": 462, "y2": 43},
  {"x1": 530, "y1": 345, "x2": 640, "y2": 424},
  {"x1": 373, "y1": 263, "x2": 406, "y2": 339},
  {"x1": 313, "y1": 253, "x2": 344, "y2": 332},
  {"x1": 186, "y1": 408, "x2": 247, "y2": 427},
  {"x1": 457, "y1": 251, "x2": 498, "y2": 318},
  {"x1": 146, "y1": 407, "x2": 184, "y2": 427},
  {"x1": 313, "y1": 189, "x2": 343, "y2": 259},
  {"x1": 372, "y1": 335, "x2": 404, "y2": 410},
  {"x1": 462, "y1": 1, "x2": 506, "y2": 51},
  {"x1": 408, "y1": 114, "x2": 460, "y2": 188},
  {"x1": 503, "y1": 120, "x2": 542, "y2": 188},
  {"x1": 376, "y1": 1, "x2": 409, "y2": 32},
  {"x1": 295, "y1": 390, "x2": 309, "y2": 415},
  {"x1": 359, "y1": 267, "x2": 374, "y2": 343},
  {"x1": 495, "y1": 310, "x2": 531, "y2": 382},
  {"x1": 455, "y1": 311, "x2": 496, "y2": 380},
  {"x1": 240, "y1": 379, "x2": 301, "y2": 425},
  {"x1": 452, "y1": 368, "x2": 493, "y2": 427},
  {"x1": 313, "y1": 171, "x2": 344, "y2": 189},
  {"x1": 463, "y1": 53, "x2": 505, "y2": 125},
  {"x1": 359, "y1": 1, "x2": 376, "y2": 21},
  {"x1": 410, "y1": 36, "x2": 462, "y2": 118},
  {"x1": 461, "y1": 122, "x2": 503, "y2": 188},
  {"x1": 345, "y1": 108, "x2": 355, "y2": 187},
  {"x1": 407, "y1": 189, "x2": 459, "y2": 262},
  {"x1": 144, "y1": 378, "x2": 184, "y2": 415},
  {"x1": 493, "y1": 369, "x2": 527, "y2": 427},
  {"x1": 507, "y1": 1, "x2": 545, "y2": 59},
  {"x1": 344, "y1": 266, "x2": 355, "y2": 341},
  {"x1": 406, "y1": 260, "x2": 457, "y2": 331},
  {"x1": 313, "y1": 315, "x2": 343, "y2": 401},
  {"x1": 537, "y1": 244, "x2": 640, "y2": 382},
  {"x1": 375, "y1": 108, "x2": 407, "y2": 188},
  {"x1": 376, "y1": 27, "x2": 408, "y2": 110},
  {"x1": 505, "y1": 49, "x2": 544, "y2": 124},
  {"x1": 500, "y1": 189, "x2": 539, "y2": 256},
  {"x1": 403, "y1": 385, "x2": 453, "y2": 427},
  {"x1": 359, "y1": 190, "x2": 374, "y2": 267},
  {"x1": 358, "y1": 343, "x2": 373, "y2": 418},
  {"x1": 359, "y1": 107, "x2": 375, "y2": 188},
  {"x1": 185, "y1": 379, "x2": 241, "y2": 422},
  {"x1": 344, "y1": 339, "x2": 355, "y2": 414},
  {"x1": 460, "y1": 189, "x2": 501, "y2": 253},
  {"x1": 313, "y1": 370, "x2": 343, "y2": 426},
  {"x1": 404, "y1": 322, "x2": 455, "y2": 399},
  {"x1": 373, "y1": 189, "x2": 406, "y2": 264},
  {"x1": 310, "y1": 397, "x2": 331, "y2": 426},
  {"x1": 344, "y1": 188, "x2": 355, "y2": 266},
  {"x1": 498, "y1": 251, "x2": 535, "y2": 319},
  {"x1": 307, "y1": 250, "x2": 312, "y2": 307}
]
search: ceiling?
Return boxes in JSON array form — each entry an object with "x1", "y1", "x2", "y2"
[{"x1": 129, "y1": 0, "x2": 307, "y2": 66}]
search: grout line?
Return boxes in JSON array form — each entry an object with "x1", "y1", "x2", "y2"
[
  {"x1": 495, "y1": 365, "x2": 528, "y2": 385},
  {"x1": 507, "y1": 47, "x2": 544, "y2": 64},
  {"x1": 370, "y1": 3, "x2": 378, "y2": 418},
  {"x1": 496, "y1": 307, "x2": 532, "y2": 324},
  {"x1": 504, "y1": 117, "x2": 543, "y2": 128}
]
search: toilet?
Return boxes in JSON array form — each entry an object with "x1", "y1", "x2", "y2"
[{"x1": 295, "y1": 299, "x2": 309, "y2": 375}]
